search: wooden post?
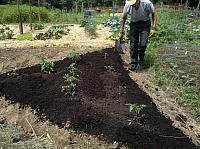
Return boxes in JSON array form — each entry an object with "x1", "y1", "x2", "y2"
[
  {"x1": 38, "y1": 0, "x2": 41, "y2": 22},
  {"x1": 81, "y1": 2, "x2": 84, "y2": 13},
  {"x1": 29, "y1": 0, "x2": 32, "y2": 30},
  {"x1": 17, "y1": 0, "x2": 23, "y2": 34}
]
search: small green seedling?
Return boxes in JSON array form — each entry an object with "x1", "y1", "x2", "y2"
[
  {"x1": 62, "y1": 63, "x2": 79, "y2": 96},
  {"x1": 7, "y1": 68, "x2": 18, "y2": 77},
  {"x1": 69, "y1": 49, "x2": 81, "y2": 63},
  {"x1": 41, "y1": 58, "x2": 54, "y2": 74},
  {"x1": 104, "y1": 65, "x2": 115, "y2": 72},
  {"x1": 126, "y1": 103, "x2": 146, "y2": 125}
]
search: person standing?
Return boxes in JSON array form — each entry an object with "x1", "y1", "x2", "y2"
[{"x1": 120, "y1": 0, "x2": 157, "y2": 70}]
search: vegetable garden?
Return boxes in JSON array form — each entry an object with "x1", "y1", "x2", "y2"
[{"x1": 0, "y1": 4, "x2": 200, "y2": 149}]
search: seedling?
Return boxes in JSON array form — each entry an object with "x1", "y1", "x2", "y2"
[
  {"x1": 62, "y1": 63, "x2": 79, "y2": 96},
  {"x1": 41, "y1": 58, "x2": 54, "y2": 74},
  {"x1": 126, "y1": 103, "x2": 146, "y2": 125},
  {"x1": 69, "y1": 49, "x2": 81, "y2": 63},
  {"x1": 104, "y1": 65, "x2": 115, "y2": 72},
  {"x1": 7, "y1": 68, "x2": 18, "y2": 77}
]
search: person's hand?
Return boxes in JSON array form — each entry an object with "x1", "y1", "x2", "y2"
[
  {"x1": 118, "y1": 32, "x2": 125, "y2": 41},
  {"x1": 149, "y1": 26, "x2": 156, "y2": 37}
]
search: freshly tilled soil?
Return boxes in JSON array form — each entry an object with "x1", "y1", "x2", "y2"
[{"x1": 0, "y1": 48, "x2": 197, "y2": 149}]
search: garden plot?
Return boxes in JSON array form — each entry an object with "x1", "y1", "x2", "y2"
[{"x1": 0, "y1": 48, "x2": 197, "y2": 148}]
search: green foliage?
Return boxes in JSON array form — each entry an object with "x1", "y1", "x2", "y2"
[
  {"x1": 33, "y1": 23, "x2": 44, "y2": 30},
  {"x1": 0, "y1": 24, "x2": 13, "y2": 40},
  {"x1": 104, "y1": 65, "x2": 115, "y2": 72},
  {"x1": 41, "y1": 58, "x2": 54, "y2": 74},
  {"x1": 16, "y1": 33, "x2": 33, "y2": 41},
  {"x1": 0, "y1": 5, "x2": 49, "y2": 23},
  {"x1": 144, "y1": 48, "x2": 157, "y2": 68},
  {"x1": 85, "y1": 18, "x2": 97, "y2": 36},
  {"x1": 101, "y1": 16, "x2": 130, "y2": 40},
  {"x1": 80, "y1": 20, "x2": 86, "y2": 27},
  {"x1": 48, "y1": 25, "x2": 70, "y2": 34},
  {"x1": 126, "y1": 103, "x2": 146, "y2": 125},
  {"x1": 7, "y1": 68, "x2": 18, "y2": 77},
  {"x1": 35, "y1": 25, "x2": 69, "y2": 40},
  {"x1": 69, "y1": 49, "x2": 81, "y2": 63},
  {"x1": 62, "y1": 63, "x2": 79, "y2": 96}
]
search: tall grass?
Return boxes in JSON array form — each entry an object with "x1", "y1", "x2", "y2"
[{"x1": 0, "y1": 5, "x2": 83, "y2": 24}]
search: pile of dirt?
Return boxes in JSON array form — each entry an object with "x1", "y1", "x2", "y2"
[{"x1": 0, "y1": 48, "x2": 197, "y2": 148}]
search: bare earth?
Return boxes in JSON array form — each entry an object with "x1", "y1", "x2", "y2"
[{"x1": 0, "y1": 24, "x2": 199, "y2": 148}]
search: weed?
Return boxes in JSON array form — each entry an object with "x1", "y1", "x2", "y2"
[
  {"x1": 41, "y1": 58, "x2": 54, "y2": 74},
  {"x1": 126, "y1": 103, "x2": 146, "y2": 125},
  {"x1": 62, "y1": 63, "x2": 79, "y2": 96}
]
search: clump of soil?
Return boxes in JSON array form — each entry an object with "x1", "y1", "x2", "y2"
[{"x1": 0, "y1": 48, "x2": 197, "y2": 148}]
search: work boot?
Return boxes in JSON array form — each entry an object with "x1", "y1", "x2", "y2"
[
  {"x1": 139, "y1": 59, "x2": 145, "y2": 67},
  {"x1": 128, "y1": 63, "x2": 138, "y2": 71}
]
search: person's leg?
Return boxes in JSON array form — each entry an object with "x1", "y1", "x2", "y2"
[
  {"x1": 139, "y1": 29, "x2": 150, "y2": 65},
  {"x1": 129, "y1": 23, "x2": 139, "y2": 70}
]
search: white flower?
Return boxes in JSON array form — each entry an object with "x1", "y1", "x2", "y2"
[
  {"x1": 175, "y1": 46, "x2": 178, "y2": 50},
  {"x1": 175, "y1": 41, "x2": 177, "y2": 43}
]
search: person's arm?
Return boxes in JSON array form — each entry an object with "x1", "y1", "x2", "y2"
[
  {"x1": 119, "y1": 4, "x2": 129, "y2": 38},
  {"x1": 151, "y1": 12, "x2": 157, "y2": 30}
]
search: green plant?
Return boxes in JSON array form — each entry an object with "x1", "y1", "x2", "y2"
[
  {"x1": 85, "y1": 18, "x2": 97, "y2": 36},
  {"x1": 7, "y1": 68, "x2": 18, "y2": 77},
  {"x1": 126, "y1": 103, "x2": 146, "y2": 125},
  {"x1": 34, "y1": 25, "x2": 70, "y2": 40},
  {"x1": 41, "y1": 59, "x2": 54, "y2": 74},
  {"x1": 0, "y1": 24, "x2": 13, "y2": 40},
  {"x1": 33, "y1": 23, "x2": 44, "y2": 30},
  {"x1": 104, "y1": 65, "x2": 115, "y2": 72},
  {"x1": 62, "y1": 63, "x2": 79, "y2": 96},
  {"x1": 69, "y1": 49, "x2": 81, "y2": 63},
  {"x1": 16, "y1": 33, "x2": 33, "y2": 41},
  {"x1": 80, "y1": 20, "x2": 86, "y2": 27}
]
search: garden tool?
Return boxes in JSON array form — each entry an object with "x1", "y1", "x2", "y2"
[
  {"x1": 115, "y1": 32, "x2": 126, "y2": 54},
  {"x1": 149, "y1": 29, "x2": 156, "y2": 38}
]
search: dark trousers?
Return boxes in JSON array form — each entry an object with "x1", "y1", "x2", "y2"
[{"x1": 129, "y1": 20, "x2": 151, "y2": 64}]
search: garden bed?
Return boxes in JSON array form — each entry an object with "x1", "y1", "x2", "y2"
[{"x1": 0, "y1": 48, "x2": 197, "y2": 148}]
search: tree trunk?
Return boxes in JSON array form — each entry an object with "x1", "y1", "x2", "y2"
[
  {"x1": 38, "y1": 0, "x2": 41, "y2": 22},
  {"x1": 17, "y1": 0, "x2": 23, "y2": 34},
  {"x1": 29, "y1": 0, "x2": 32, "y2": 30}
]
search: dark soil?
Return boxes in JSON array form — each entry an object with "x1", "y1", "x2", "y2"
[{"x1": 0, "y1": 48, "x2": 197, "y2": 149}]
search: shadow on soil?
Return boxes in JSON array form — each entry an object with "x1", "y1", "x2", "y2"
[{"x1": 0, "y1": 48, "x2": 197, "y2": 149}]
